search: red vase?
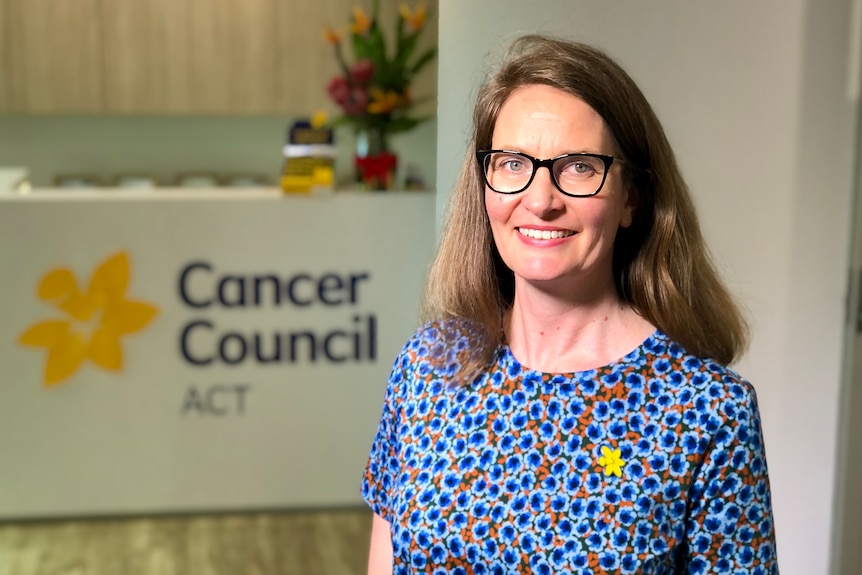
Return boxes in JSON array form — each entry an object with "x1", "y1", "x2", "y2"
[{"x1": 355, "y1": 127, "x2": 397, "y2": 191}]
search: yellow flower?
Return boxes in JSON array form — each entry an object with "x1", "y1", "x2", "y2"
[
  {"x1": 18, "y1": 251, "x2": 158, "y2": 387},
  {"x1": 323, "y1": 27, "x2": 344, "y2": 45},
  {"x1": 399, "y1": 3, "x2": 426, "y2": 32},
  {"x1": 598, "y1": 446, "x2": 624, "y2": 478},
  {"x1": 367, "y1": 88, "x2": 408, "y2": 114},
  {"x1": 351, "y1": 6, "x2": 371, "y2": 35},
  {"x1": 311, "y1": 110, "x2": 329, "y2": 129}
]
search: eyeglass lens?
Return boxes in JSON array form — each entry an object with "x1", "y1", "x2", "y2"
[{"x1": 483, "y1": 152, "x2": 608, "y2": 196}]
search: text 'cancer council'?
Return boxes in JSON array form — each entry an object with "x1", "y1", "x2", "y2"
[{"x1": 176, "y1": 261, "x2": 377, "y2": 416}]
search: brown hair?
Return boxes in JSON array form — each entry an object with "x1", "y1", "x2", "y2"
[{"x1": 423, "y1": 34, "x2": 748, "y2": 381}]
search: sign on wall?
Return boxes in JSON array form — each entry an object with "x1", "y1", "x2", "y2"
[{"x1": 0, "y1": 191, "x2": 436, "y2": 519}]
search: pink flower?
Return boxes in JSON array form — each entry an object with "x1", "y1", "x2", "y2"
[
  {"x1": 327, "y1": 76, "x2": 350, "y2": 105},
  {"x1": 327, "y1": 74, "x2": 370, "y2": 116},
  {"x1": 342, "y1": 87, "x2": 369, "y2": 115},
  {"x1": 350, "y1": 59, "x2": 375, "y2": 85}
]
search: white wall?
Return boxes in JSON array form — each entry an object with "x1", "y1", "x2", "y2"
[
  {"x1": 835, "y1": 74, "x2": 862, "y2": 573},
  {"x1": 436, "y1": 1, "x2": 858, "y2": 573}
]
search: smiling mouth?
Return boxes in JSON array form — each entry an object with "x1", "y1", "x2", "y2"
[{"x1": 517, "y1": 227, "x2": 575, "y2": 240}]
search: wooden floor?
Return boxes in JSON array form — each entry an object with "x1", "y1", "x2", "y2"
[{"x1": 0, "y1": 507, "x2": 372, "y2": 575}]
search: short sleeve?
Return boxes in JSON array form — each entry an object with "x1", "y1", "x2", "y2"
[
  {"x1": 360, "y1": 339, "x2": 413, "y2": 523},
  {"x1": 684, "y1": 380, "x2": 778, "y2": 573}
]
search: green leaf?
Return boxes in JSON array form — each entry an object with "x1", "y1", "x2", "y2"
[
  {"x1": 396, "y1": 10, "x2": 405, "y2": 52},
  {"x1": 352, "y1": 32, "x2": 371, "y2": 61},
  {"x1": 396, "y1": 33, "x2": 419, "y2": 73},
  {"x1": 324, "y1": 115, "x2": 362, "y2": 129},
  {"x1": 384, "y1": 115, "x2": 434, "y2": 134},
  {"x1": 409, "y1": 46, "x2": 437, "y2": 76},
  {"x1": 367, "y1": 22, "x2": 388, "y2": 74}
]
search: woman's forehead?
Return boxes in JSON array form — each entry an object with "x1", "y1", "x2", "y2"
[{"x1": 491, "y1": 85, "x2": 615, "y2": 154}]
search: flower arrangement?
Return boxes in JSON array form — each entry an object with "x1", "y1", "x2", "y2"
[{"x1": 324, "y1": 1, "x2": 436, "y2": 144}]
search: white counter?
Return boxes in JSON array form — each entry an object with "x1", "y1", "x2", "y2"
[
  {"x1": 0, "y1": 167, "x2": 28, "y2": 192},
  {"x1": 1, "y1": 186, "x2": 284, "y2": 200},
  {"x1": 0, "y1": 188, "x2": 436, "y2": 519}
]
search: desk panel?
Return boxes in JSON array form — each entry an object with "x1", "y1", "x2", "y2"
[{"x1": 0, "y1": 190, "x2": 436, "y2": 519}]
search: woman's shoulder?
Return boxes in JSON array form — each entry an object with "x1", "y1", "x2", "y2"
[
  {"x1": 389, "y1": 318, "x2": 496, "y2": 385},
  {"x1": 400, "y1": 318, "x2": 490, "y2": 356},
  {"x1": 646, "y1": 330, "x2": 759, "y2": 405}
]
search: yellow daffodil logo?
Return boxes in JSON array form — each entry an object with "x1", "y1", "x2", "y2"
[
  {"x1": 18, "y1": 251, "x2": 158, "y2": 387},
  {"x1": 598, "y1": 446, "x2": 625, "y2": 478}
]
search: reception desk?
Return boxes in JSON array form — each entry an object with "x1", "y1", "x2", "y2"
[{"x1": 0, "y1": 188, "x2": 436, "y2": 519}]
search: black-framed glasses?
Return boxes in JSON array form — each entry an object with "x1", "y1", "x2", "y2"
[{"x1": 476, "y1": 150, "x2": 623, "y2": 197}]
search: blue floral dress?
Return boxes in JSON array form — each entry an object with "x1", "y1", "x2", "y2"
[{"x1": 362, "y1": 321, "x2": 778, "y2": 574}]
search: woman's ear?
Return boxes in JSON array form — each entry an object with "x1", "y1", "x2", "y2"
[{"x1": 620, "y1": 184, "x2": 638, "y2": 229}]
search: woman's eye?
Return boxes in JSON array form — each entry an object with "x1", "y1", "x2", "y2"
[
  {"x1": 497, "y1": 158, "x2": 525, "y2": 172},
  {"x1": 561, "y1": 160, "x2": 597, "y2": 176}
]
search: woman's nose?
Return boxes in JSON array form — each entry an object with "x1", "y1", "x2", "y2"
[{"x1": 522, "y1": 166, "x2": 564, "y2": 215}]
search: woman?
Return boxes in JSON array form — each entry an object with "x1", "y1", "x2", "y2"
[{"x1": 362, "y1": 35, "x2": 777, "y2": 574}]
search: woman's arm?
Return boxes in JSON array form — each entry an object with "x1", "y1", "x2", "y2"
[
  {"x1": 684, "y1": 379, "x2": 778, "y2": 572},
  {"x1": 367, "y1": 512, "x2": 393, "y2": 575}
]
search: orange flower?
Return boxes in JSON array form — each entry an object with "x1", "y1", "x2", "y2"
[
  {"x1": 367, "y1": 88, "x2": 408, "y2": 114},
  {"x1": 323, "y1": 27, "x2": 343, "y2": 45},
  {"x1": 351, "y1": 6, "x2": 371, "y2": 35},
  {"x1": 399, "y1": 3, "x2": 426, "y2": 32}
]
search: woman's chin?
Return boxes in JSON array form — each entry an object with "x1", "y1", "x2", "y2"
[{"x1": 514, "y1": 269, "x2": 578, "y2": 286}]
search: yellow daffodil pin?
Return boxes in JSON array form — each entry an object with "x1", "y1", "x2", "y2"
[
  {"x1": 598, "y1": 446, "x2": 625, "y2": 478},
  {"x1": 18, "y1": 251, "x2": 158, "y2": 387}
]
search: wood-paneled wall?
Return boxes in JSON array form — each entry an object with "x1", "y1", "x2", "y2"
[
  {"x1": 5, "y1": 0, "x2": 104, "y2": 113},
  {"x1": 0, "y1": 0, "x2": 438, "y2": 116},
  {"x1": 0, "y1": 0, "x2": 9, "y2": 111},
  {"x1": 101, "y1": 0, "x2": 196, "y2": 114},
  {"x1": 188, "y1": 0, "x2": 280, "y2": 114}
]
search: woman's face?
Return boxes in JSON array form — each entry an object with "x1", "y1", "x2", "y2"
[{"x1": 484, "y1": 84, "x2": 635, "y2": 295}]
